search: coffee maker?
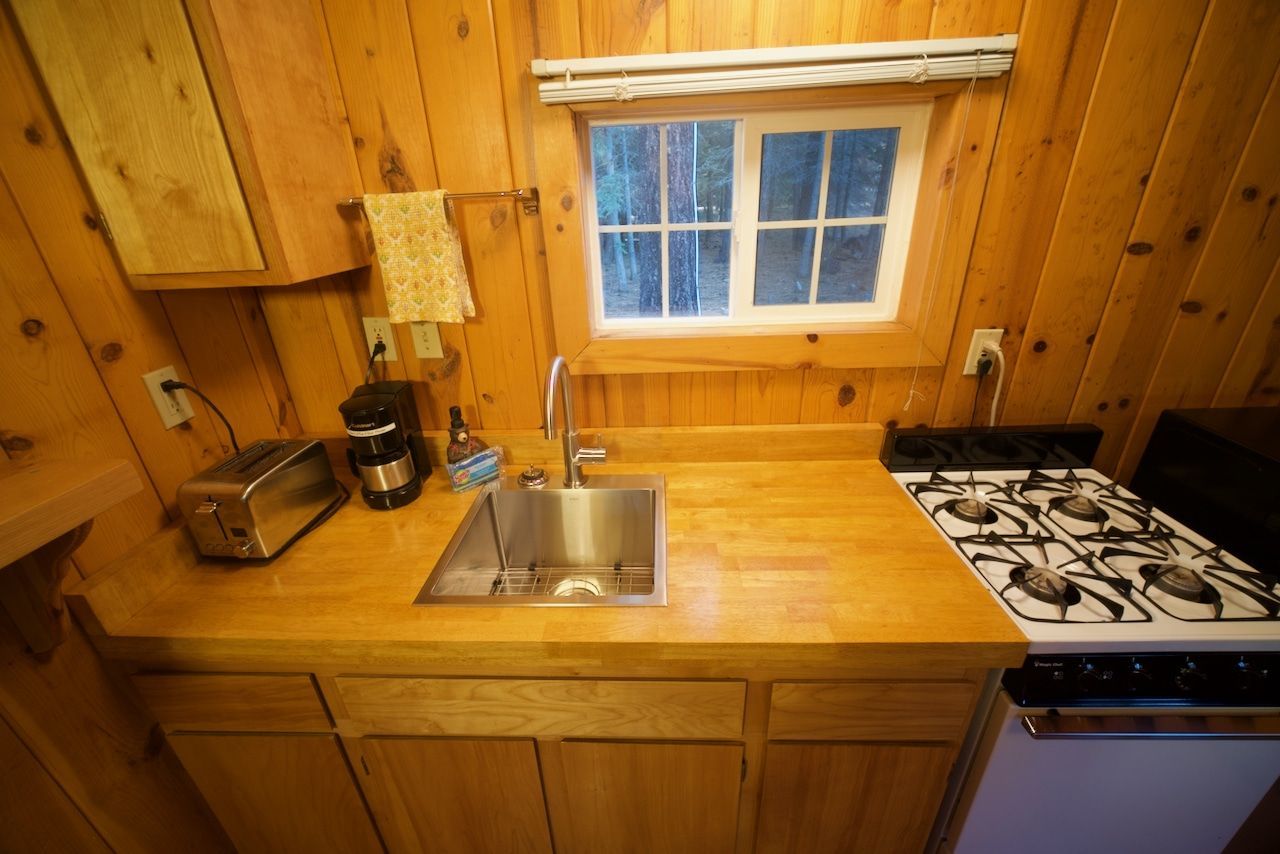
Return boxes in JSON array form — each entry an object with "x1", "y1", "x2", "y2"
[{"x1": 338, "y1": 381, "x2": 431, "y2": 510}]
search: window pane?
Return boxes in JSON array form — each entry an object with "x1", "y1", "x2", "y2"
[
  {"x1": 816, "y1": 225, "x2": 884, "y2": 303},
  {"x1": 599, "y1": 232, "x2": 662, "y2": 318},
  {"x1": 826, "y1": 128, "x2": 898, "y2": 219},
  {"x1": 591, "y1": 124, "x2": 660, "y2": 225},
  {"x1": 670, "y1": 230, "x2": 731, "y2": 317},
  {"x1": 759, "y1": 132, "x2": 824, "y2": 221},
  {"x1": 668, "y1": 121, "x2": 735, "y2": 224},
  {"x1": 754, "y1": 228, "x2": 815, "y2": 305}
]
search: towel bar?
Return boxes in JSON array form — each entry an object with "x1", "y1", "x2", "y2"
[{"x1": 340, "y1": 187, "x2": 540, "y2": 216}]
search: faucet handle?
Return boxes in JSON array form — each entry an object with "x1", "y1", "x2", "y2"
[{"x1": 574, "y1": 445, "x2": 607, "y2": 465}]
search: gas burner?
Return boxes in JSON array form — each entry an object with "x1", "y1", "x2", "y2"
[
  {"x1": 1139, "y1": 562, "x2": 1219, "y2": 609},
  {"x1": 907, "y1": 472, "x2": 1040, "y2": 536},
  {"x1": 1012, "y1": 469, "x2": 1155, "y2": 533},
  {"x1": 948, "y1": 497, "x2": 997, "y2": 525},
  {"x1": 1087, "y1": 531, "x2": 1280, "y2": 621},
  {"x1": 958, "y1": 532, "x2": 1145, "y2": 624},
  {"x1": 1009, "y1": 565, "x2": 1081, "y2": 610}
]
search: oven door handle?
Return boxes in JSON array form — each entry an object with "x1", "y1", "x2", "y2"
[{"x1": 1022, "y1": 714, "x2": 1280, "y2": 739}]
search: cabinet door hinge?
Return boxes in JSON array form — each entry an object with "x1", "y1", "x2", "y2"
[{"x1": 96, "y1": 211, "x2": 113, "y2": 241}]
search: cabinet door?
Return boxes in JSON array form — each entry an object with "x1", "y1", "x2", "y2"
[
  {"x1": 11, "y1": 0, "x2": 263, "y2": 275},
  {"x1": 167, "y1": 732, "x2": 380, "y2": 854},
  {"x1": 356, "y1": 737, "x2": 553, "y2": 854},
  {"x1": 548, "y1": 741, "x2": 743, "y2": 854},
  {"x1": 755, "y1": 742, "x2": 953, "y2": 854}
]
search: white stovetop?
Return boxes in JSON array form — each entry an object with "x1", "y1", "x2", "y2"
[{"x1": 892, "y1": 468, "x2": 1280, "y2": 653}]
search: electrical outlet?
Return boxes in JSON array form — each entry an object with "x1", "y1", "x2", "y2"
[
  {"x1": 409, "y1": 321, "x2": 444, "y2": 359},
  {"x1": 962, "y1": 328, "x2": 1004, "y2": 375},
  {"x1": 141, "y1": 366, "x2": 195, "y2": 429},
  {"x1": 362, "y1": 316, "x2": 398, "y2": 361}
]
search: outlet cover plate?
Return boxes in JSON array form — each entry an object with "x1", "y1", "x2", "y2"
[
  {"x1": 362, "y1": 316, "x2": 398, "y2": 361},
  {"x1": 141, "y1": 366, "x2": 195, "y2": 429},
  {"x1": 409, "y1": 321, "x2": 444, "y2": 359},
  {"x1": 962, "y1": 328, "x2": 1004, "y2": 375}
]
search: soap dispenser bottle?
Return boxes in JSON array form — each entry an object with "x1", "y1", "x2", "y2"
[{"x1": 446, "y1": 405, "x2": 486, "y2": 464}]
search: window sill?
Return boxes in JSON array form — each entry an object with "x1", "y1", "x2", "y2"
[{"x1": 570, "y1": 323, "x2": 943, "y2": 374}]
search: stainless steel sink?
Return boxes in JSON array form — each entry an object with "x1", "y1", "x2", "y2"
[{"x1": 414, "y1": 474, "x2": 666, "y2": 606}]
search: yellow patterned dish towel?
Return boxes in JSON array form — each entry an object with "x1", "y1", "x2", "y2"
[{"x1": 362, "y1": 190, "x2": 475, "y2": 324}]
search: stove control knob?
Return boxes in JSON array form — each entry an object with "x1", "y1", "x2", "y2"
[
  {"x1": 1233, "y1": 658, "x2": 1264, "y2": 696},
  {"x1": 1175, "y1": 659, "x2": 1208, "y2": 695},
  {"x1": 1127, "y1": 660, "x2": 1153, "y2": 693},
  {"x1": 1076, "y1": 661, "x2": 1103, "y2": 693}
]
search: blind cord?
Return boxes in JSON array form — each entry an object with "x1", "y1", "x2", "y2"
[{"x1": 903, "y1": 49, "x2": 982, "y2": 414}]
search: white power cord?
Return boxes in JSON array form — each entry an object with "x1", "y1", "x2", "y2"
[{"x1": 982, "y1": 342, "x2": 1006, "y2": 427}]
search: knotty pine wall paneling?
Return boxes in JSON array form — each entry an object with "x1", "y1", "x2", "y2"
[
  {"x1": 271, "y1": 0, "x2": 1277, "y2": 474},
  {"x1": 1066, "y1": 0, "x2": 1280, "y2": 472}
]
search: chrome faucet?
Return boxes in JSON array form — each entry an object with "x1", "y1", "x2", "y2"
[{"x1": 543, "y1": 355, "x2": 606, "y2": 488}]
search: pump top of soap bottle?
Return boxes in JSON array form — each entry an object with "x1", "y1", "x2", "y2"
[{"x1": 446, "y1": 405, "x2": 486, "y2": 464}]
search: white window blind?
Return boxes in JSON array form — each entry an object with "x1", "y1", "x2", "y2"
[{"x1": 532, "y1": 35, "x2": 1017, "y2": 105}]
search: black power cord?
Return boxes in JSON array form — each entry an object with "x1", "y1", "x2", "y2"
[
  {"x1": 159, "y1": 379, "x2": 240, "y2": 454},
  {"x1": 364, "y1": 340, "x2": 387, "y2": 384},
  {"x1": 968, "y1": 354, "x2": 993, "y2": 428}
]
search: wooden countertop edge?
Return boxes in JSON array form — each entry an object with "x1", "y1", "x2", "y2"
[{"x1": 90, "y1": 635, "x2": 1028, "y2": 676}]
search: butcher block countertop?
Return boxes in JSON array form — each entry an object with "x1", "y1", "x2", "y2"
[{"x1": 68, "y1": 437, "x2": 1026, "y2": 674}]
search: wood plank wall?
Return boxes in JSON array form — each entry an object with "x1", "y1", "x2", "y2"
[{"x1": 246, "y1": 0, "x2": 1279, "y2": 481}]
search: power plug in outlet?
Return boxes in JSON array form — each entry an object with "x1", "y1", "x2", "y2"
[
  {"x1": 362, "y1": 316, "x2": 398, "y2": 361},
  {"x1": 963, "y1": 328, "x2": 1004, "y2": 375},
  {"x1": 142, "y1": 366, "x2": 195, "y2": 429},
  {"x1": 409, "y1": 321, "x2": 444, "y2": 359}
]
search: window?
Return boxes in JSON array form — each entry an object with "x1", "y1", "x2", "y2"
[{"x1": 584, "y1": 104, "x2": 930, "y2": 336}]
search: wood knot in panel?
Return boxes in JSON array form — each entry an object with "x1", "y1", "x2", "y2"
[
  {"x1": 1126, "y1": 242, "x2": 1153, "y2": 255},
  {"x1": 806, "y1": 333, "x2": 818, "y2": 343},
  {"x1": 99, "y1": 342, "x2": 123, "y2": 362},
  {"x1": 456, "y1": 16, "x2": 470, "y2": 39},
  {"x1": 19, "y1": 318, "x2": 44, "y2": 338},
  {"x1": 1179, "y1": 300, "x2": 1203, "y2": 314},
  {"x1": 489, "y1": 205, "x2": 508, "y2": 229},
  {"x1": 837, "y1": 384, "x2": 856, "y2": 407},
  {"x1": 0, "y1": 433, "x2": 34, "y2": 453},
  {"x1": 23, "y1": 124, "x2": 43, "y2": 145}
]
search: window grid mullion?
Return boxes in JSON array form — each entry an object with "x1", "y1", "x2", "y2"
[
  {"x1": 808, "y1": 130, "x2": 834, "y2": 305},
  {"x1": 659, "y1": 125, "x2": 670, "y2": 318}
]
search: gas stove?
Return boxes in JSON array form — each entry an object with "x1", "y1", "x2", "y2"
[{"x1": 883, "y1": 426, "x2": 1280, "y2": 703}]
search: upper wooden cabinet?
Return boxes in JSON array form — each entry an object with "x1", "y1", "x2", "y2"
[{"x1": 11, "y1": 0, "x2": 367, "y2": 289}]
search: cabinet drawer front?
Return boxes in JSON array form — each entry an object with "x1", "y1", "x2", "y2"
[
  {"x1": 132, "y1": 673, "x2": 330, "y2": 732},
  {"x1": 769, "y1": 682, "x2": 974, "y2": 741},
  {"x1": 336, "y1": 678, "x2": 746, "y2": 739}
]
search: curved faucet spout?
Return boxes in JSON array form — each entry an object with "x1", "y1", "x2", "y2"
[
  {"x1": 544, "y1": 355, "x2": 572, "y2": 440},
  {"x1": 542, "y1": 355, "x2": 604, "y2": 487}
]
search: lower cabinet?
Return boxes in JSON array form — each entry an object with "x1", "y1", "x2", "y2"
[
  {"x1": 754, "y1": 742, "x2": 954, "y2": 854},
  {"x1": 546, "y1": 740, "x2": 744, "y2": 854},
  {"x1": 166, "y1": 732, "x2": 381, "y2": 853},
  {"x1": 140, "y1": 673, "x2": 977, "y2": 853},
  {"x1": 355, "y1": 737, "x2": 553, "y2": 854}
]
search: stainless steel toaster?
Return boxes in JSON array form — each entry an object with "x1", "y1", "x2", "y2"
[{"x1": 177, "y1": 440, "x2": 343, "y2": 559}]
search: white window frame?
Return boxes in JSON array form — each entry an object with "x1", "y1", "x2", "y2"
[{"x1": 582, "y1": 102, "x2": 931, "y2": 338}]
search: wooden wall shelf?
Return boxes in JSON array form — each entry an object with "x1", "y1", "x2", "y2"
[{"x1": 0, "y1": 459, "x2": 141, "y2": 654}]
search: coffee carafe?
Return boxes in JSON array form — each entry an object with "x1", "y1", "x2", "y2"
[{"x1": 338, "y1": 381, "x2": 431, "y2": 510}]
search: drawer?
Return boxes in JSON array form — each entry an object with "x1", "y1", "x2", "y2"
[
  {"x1": 768, "y1": 681, "x2": 974, "y2": 741},
  {"x1": 132, "y1": 673, "x2": 331, "y2": 732},
  {"x1": 335, "y1": 677, "x2": 746, "y2": 739}
]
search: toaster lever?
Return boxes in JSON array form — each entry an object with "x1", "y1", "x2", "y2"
[{"x1": 195, "y1": 499, "x2": 220, "y2": 515}]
